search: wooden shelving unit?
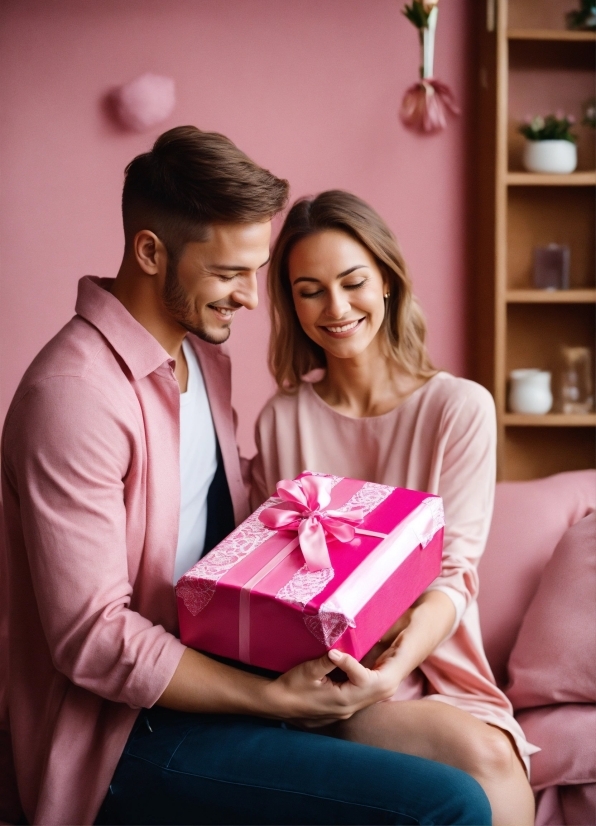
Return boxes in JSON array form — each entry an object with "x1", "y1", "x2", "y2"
[
  {"x1": 506, "y1": 171, "x2": 596, "y2": 185},
  {"x1": 472, "y1": 0, "x2": 596, "y2": 480},
  {"x1": 508, "y1": 28, "x2": 596, "y2": 41},
  {"x1": 506, "y1": 289, "x2": 596, "y2": 303}
]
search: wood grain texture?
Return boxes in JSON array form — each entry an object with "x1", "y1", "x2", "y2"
[{"x1": 473, "y1": 0, "x2": 596, "y2": 480}]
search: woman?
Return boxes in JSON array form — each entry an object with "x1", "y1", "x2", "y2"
[{"x1": 251, "y1": 191, "x2": 537, "y2": 826}]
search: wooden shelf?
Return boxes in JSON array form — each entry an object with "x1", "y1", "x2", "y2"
[
  {"x1": 508, "y1": 28, "x2": 596, "y2": 41},
  {"x1": 507, "y1": 172, "x2": 596, "y2": 186},
  {"x1": 504, "y1": 413, "x2": 596, "y2": 426},
  {"x1": 506, "y1": 289, "x2": 596, "y2": 303}
]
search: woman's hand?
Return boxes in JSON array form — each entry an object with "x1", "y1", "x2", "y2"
[{"x1": 362, "y1": 591, "x2": 457, "y2": 696}]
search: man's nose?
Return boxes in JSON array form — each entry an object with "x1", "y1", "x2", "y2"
[{"x1": 231, "y1": 272, "x2": 259, "y2": 311}]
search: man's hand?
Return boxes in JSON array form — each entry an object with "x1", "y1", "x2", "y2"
[{"x1": 265, "y1": 648, "x2": 399, "y2": 728}]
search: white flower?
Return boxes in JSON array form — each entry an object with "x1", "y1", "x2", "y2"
[{"x1": 531, "y1": 116, "x2": 545, "y2": 132}]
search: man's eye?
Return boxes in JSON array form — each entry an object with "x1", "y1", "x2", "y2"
[{"x1": 217, "y1": 275, "x2": 235, "y2": 282}]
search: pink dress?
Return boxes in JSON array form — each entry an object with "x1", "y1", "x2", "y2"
[{"x1": 251, "y1": 372, "x2": 538, "y2": 772}]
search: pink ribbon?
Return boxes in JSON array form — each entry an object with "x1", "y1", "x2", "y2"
[{"x1": 258, "y1": 475, "x2": 364, "y2": 572}]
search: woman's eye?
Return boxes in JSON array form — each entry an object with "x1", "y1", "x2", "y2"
[
  {"x1": 300, "y1": 290, "x2": 323, "y2": 299},
  {"x1": 344, "y1": 281, "x2": 366, "y2": 291}
]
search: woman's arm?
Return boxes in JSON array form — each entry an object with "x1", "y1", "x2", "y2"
[
  {"x1": 363, "y1": 591, "x2": 456, "y2": 684},
  {"x1": 366, "y1": 381, "x2": 497, "y2": 686}
]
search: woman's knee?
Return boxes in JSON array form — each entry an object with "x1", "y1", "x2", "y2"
[{"x1": 465, "y1": 725, "x2": 517, "y2": 780}]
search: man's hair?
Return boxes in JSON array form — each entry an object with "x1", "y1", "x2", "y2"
[{"x1": 122, "y1": 125, "x2": 289, "y2": 259}]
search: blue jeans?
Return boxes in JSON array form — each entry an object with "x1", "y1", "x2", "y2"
[{"x1": 96, "y1": 706, "x2": 491, "y2": 825}]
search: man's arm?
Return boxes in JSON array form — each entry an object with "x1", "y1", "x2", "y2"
[
  {"x1": 3, "y1": 376, "x2": 186, "y2": 709},
  {"x1": 4, "y1": 376, "x2": 395, "y2": 723},
  {"x1": 158, "y1": 646, "x2": 398, "y2": 725}
]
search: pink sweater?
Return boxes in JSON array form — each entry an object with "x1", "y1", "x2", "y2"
[
  {"x1": 0, "y1": 277, "x2": 250, "y2": 825},
  {"x1": 252, "y1": 375, "x2": 538, "y2": 772}
]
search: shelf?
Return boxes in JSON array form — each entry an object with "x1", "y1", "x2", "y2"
[
  {"x1": 504, "y1": 413, "x2": 596, "y2": 426},
  {"x1": 507, "y1": 172, "x2": 596, "y2": 186},
  {"x1": 506, "y1": 289, "x2": 596, "y2": 303},
  {"x1": 508, "y1": 28, "x2": 596, "y2": 42}
]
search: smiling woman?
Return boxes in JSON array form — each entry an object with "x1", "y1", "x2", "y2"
[
  {"x1": 251, "y1": 189, "x2": 537, "y2": 826},
  {"x1": 267, "y1": 190, "x2": 436, "y2": 406}
]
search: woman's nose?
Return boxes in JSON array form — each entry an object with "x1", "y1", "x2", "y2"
[{"x1": 324, "y1": 289, "x2": 350, "y2": 319}]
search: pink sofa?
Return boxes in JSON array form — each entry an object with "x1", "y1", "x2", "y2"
[
  {"x1": 478, "y1": 469, "x2": 596, "y2": 826},
  {"x1": 1, "y1": 470, "x2": 595, "y2": 824}
]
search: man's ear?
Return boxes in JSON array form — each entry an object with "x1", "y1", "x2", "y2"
[{"x1": 133, "y1": 230, "x2": 167, "y2": 276}]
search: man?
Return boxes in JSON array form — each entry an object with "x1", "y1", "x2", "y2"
[{"x1": 1, "y1": 126, "x2": 491, "y2": 825}]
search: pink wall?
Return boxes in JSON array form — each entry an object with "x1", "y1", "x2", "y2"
[{"x1": 0, "y1": 0, "x2": 471, "y2": 455}]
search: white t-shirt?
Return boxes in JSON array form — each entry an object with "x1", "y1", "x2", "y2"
[{"x1": 173, "y1": 338, "x2": 218, "y2": 584}]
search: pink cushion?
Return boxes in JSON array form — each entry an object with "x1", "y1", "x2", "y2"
[
  {"x1": 478, "y1": 470, "x2": 596, "y2": 687},
  {"x1": 535, "y1": 783, "x2": 596, "y2": 826},
  {"x1": 507, "y1": 512, "x2": 596, "y2": 708},
  {"x1": 516, "y1": 704, "x2": 596, "y2": 791}
]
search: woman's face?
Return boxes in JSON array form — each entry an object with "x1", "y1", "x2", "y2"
[{"x1": 288, "y1": 230, "x2": 388, "y2": 361}]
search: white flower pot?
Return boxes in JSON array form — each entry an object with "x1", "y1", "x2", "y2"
[
  {"x1": 509, "y1": 369, "x2": 553, "y2": 415},
  {"x1": 523, "y1": 140, "x2": 577, "y2": 174}
]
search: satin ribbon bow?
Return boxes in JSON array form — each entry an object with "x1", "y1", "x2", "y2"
[{"x1": 258, "y1": 476, "x2": 364, "y2": 572}]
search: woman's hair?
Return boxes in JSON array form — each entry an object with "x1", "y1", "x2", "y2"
[
  {"x1": 122, "y1": 125, "x2": 289, "y2": 262},
  {"x1": 267, "y1": 190, "x2": 437, "y2": 392}
]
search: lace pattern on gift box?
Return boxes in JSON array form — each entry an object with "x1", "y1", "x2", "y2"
[
  {"x1": 304, "y1": 610, "x2": 356, "y2": 647},
  {"x1": 418, "y1": 497, "x2": 445, "y2": 548},
  {"x1": 276, "y1": 481, "x2": 394, "y2": 609},
  {"x1": 176, "y1": 476, "x2": 343, "y2": 616}
]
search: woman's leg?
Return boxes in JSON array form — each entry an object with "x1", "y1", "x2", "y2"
[{"x1": 330, "y1": 699, "x2": 534, "y2": 826}]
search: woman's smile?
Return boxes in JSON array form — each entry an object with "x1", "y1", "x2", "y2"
[{"x1": 319, "y1": 317, "x2": 366, "y2": 337}]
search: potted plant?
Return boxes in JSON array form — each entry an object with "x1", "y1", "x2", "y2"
[
  {"x1": 519, "y1": 112, "x2": 578, "y2": 174},
  {"x1": 566, "y1": 0, "x2": 596, "y2": 30}
]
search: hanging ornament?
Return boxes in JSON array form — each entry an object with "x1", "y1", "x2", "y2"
[{"x1": 400, "y1": 0, "x2": 460, "y2": 134}]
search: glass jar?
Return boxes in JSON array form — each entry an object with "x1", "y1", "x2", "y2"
[{"x1": 558, "y1": 347, "x2": 594, "y2": 414}]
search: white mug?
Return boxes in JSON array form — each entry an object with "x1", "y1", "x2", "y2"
[{"x1": 509, "y1": 369, "x2": 553, "y2": 415}]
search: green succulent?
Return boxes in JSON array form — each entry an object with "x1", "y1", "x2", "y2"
[
  {"x1": 566, "y1": 0, "x2": 596, "y2": 30},
  {"x1": 519, "y1": 113, "x2": 578, "y2": 143}
]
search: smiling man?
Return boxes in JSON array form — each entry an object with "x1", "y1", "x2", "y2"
[{"x1": 1, "y1": 127, "x2": 491, "y2": 826}]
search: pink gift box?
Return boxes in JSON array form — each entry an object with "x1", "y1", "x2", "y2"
[{"x1": 176, "y1": 473, "x2": 444, "y2": 673}]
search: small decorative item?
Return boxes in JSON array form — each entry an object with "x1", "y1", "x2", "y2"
[
  {"x1": 509, "y1": 369, "x2": 553, "y2": 415},
  {"x1": 558, "y1": 347, "x2": 594, "y2": 414},
  {"x1": 400, "y1": 0, "x2": 460, "y2": 134},
  {"x1": 113, "y1": 73, "x2": 176, "y2": 132},
  {"x1": 533, "y1": 244, "x2": 570, "y2": 290},
  {"x1": 519, "y1": 113, "x2": 578, "y2": 174},
  {"x1": 582, "y1": 97, "x2": 596, "y2": 129},
  {"x1": 566, "y1": 1, "x2": 596, "y2": 30}
]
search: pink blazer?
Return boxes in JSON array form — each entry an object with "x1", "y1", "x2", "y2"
[{"x1": 0, "y1": 277, "x2": 250, "y2": 825}]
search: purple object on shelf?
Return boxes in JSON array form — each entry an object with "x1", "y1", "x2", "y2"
[{"x1": 533, "y1": 244, "x2": 570, "y2": 290}]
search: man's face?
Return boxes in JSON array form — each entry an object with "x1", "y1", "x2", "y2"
[{"x1": 162, "y1": 221, "x2": 271, "y2": 344}]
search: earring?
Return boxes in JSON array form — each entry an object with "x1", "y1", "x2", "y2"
[{"x1": 384, "y1": 292, "x2": 390, "y2": 299}]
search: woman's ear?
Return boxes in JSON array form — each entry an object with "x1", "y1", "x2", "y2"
[{"x1": 133, "y1": 230, "x2": 166, "y2": 276}]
